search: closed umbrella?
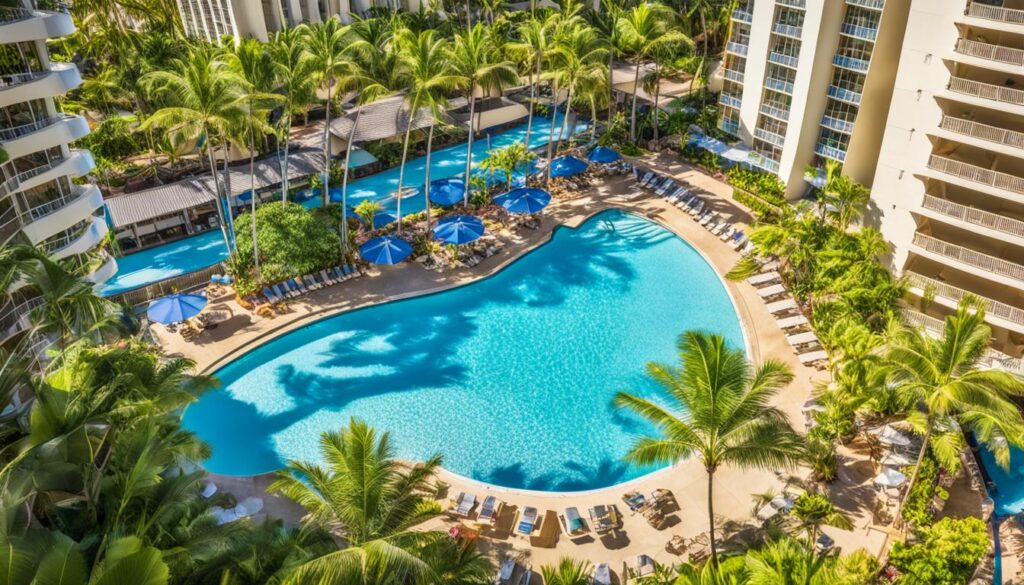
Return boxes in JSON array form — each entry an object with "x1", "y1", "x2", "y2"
[
  {"x1": 493, "y1": 188, "x2": 551, "y2": 214},
  {"x1": 587, "y1": 146, "x2": 621, "y2": 163},
  {"x1": 549, "y1": 155, "x2": 588, "y2": 178},
  {"x1": 359, "y1": 235, "x2": 412, "y2": 265},
  {"x1": 147, "y1": 293, "x2": 207, "y2": 325},
  {"x1": 874, "y1": 467, "x2": 907, "y2": 488},
  {"x1": 429, "y1": 178, "x2": 467, "y2": 206},
  {"x1": 433, "y1": 214, "x2": 485, "y2": 245}
]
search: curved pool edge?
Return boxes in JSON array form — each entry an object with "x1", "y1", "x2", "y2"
[{"x1": 188, "y1": 201, "x2": 757, "y2": 495}]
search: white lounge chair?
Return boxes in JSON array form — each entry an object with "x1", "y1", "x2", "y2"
[
  {"x1": 729, "y1": 234, "x2": 747, "y2": 249},
  {"x1": 757, "y1": 284, "x2": 787, "y2": 298},
  {"x1": 748, "y1": 271, "x2": 780, "y2": 286},
  {"x1": 517, "y1": 506, "x2": 539, "y2": 535},
  {"x1": 452, "y1": 492, "x2": 476, "y2": 517},
  {"x1": 760, "y1": 261, "x2": 780, "y2": 273},
  {"x1": 200, "y1": 482, "x2": 218, "y2": 498},
  {"x1": 656, "y1": 179, "x2": 676, "y2": 196},
  {"x1": 637, "y1": 171, "x2": 653, "y2": 186},
  {"x1": 711, "y1": 222, "x2": 730, "y2": 236},
  {"x1": 478, "y1": 495, "x2": 500, "y2": 524},
  {"x1": 776, "y1": 315, "x2": 808, "y2": 329},
  {"x1": 563, "y1": 507, "x2": 589, "y2": 536},
  {"x1": 766, "y1": 298, "x2": 798, "y2": 314},
  {"x1": 699, "y1": 212, "x2": 717, "y2": 226},
  {"x1": 234, "y1": 497, "x2": 264, "y2": 518},
  {"x1": 720, "y1": 227, "x2": 738, "y2": 241},
  {"x1": 798, "y1": 349, "x2": 829, "y2": 365},
  {"x1": 495, "y1": 557, "x2": 516, "y2": 585},
  {"x1": 591, "y1": 563, "x2": 612, "y2": 585},
  {"x1": 787, "y1": 331, "x2": 820, "y2": 347}
]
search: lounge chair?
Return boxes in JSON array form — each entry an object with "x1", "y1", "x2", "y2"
[
  {"x1": 766, "y1": 298, "x2": 798, "y2": 314},
  {"x1": 656, "y1": 179, "x2": 676, "y2": 196},
  {"x1": 319, "y1": 269, "x2": 337, "y2": 285},
  {"x1": 272, "y1": 283, "x2": 292, "y2": 299},
  {"x1": 729, "y1": 233, "x2": 747, "y2": 249},
  {"x1": 288, "y1": 278, "x2": 308, "y2": 294},
  {"x1": 689, "y1": 201, "x2": 706, "y2": 216},
  {"x1": 637, "y1": 171, "x2": 653, "y2": 186},
  {"x1": 622, "y1": 491, "x2": 647, "y2": 512},
  {"x1": 347, "y1": 263, "x2": 362, "y2": 277},
  {"x1": 331, "y1": 266, "x2": 347, "y2": 281},
  {"x1": 495, "y1": 557, "x2": 516, "y2": 585},
  {"x1": 757, "y1": 284, "x2": 787, "y2": 299},
  {"x1": 711, "y1": 221, "x2": 730, "y2": 236},
  {"x1": 719, "y1": 226, "x2": 737, "y2": 241},
  {"x1": 451, "y1": 492, "x2": 476, "y2": 517},
  {"x1": 776, "y1": 315, "x2": 809, "y2": 329},
  {"x1": 517, "y1": 506, "x2": 539, "y2": 535},
  {"x1": 588, "y1": 505, "x2": 617, "y2": 534},
  {"x1": 478, "y1": 495, "x2": 500, "y2": 525},
  {"x1": 634, "y1": 554, "x2": 655, "y2": 577},
  {"x1": 787, "y1": 331, "x2": 820, "y2": 347},
  {"x1": 200, "y1": 482, "x2": 218, "y2": 498},
  {"x1": 516, "y1": 563, "x2": 533, "y2": 585},
  {"x1": 562, "y1": 507, "x2": 589, "y2": 537},
  {"x1": 591, "y1": 563, "x2": 612, "y2": 585},
  {"x1": 748, "y1": 271, "x2": 781, "y2": 286},
  {"x1": 738, "y1": 240, "x2": 756, "y2": 254},
  {"x1": 303, "y1": 274, "x2": 321, "y2": 290},
  {"x1": 798, "y1": 349, "x2": 829, "y2": 365},
  {"x1": 667, "y1": 186, "x2": 686, "y2": 200},
  {"x1": 262, "y1": 287, "x2": 282, "y2": 304}
]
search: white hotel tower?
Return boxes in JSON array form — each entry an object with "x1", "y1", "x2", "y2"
[{"x1": 0, "y1": 0, "x2": 114, "y2": 344}]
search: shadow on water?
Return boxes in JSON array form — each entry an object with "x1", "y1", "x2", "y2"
[{"x1": 188, "y1": 211, "x2": 688, "y2": 486}]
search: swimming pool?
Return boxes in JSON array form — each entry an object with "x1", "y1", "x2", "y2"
[
  {"x1": 99, "y1": 113, "x2": 583, "y2": 296},
  {"x1": 979, "y1": 446, "x2": 1024, "y2": 515},
  {"x1": 183, "y1": 210, "x2": 745, "y2": 491}
]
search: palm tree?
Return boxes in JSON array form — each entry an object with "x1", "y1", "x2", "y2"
[
  {"x1": 745, "y1": 538, "x2": 838, "y2": 585},
  {"x1": 450, "y1": 24, "x2": 519, "y2": 205},
  {"x1": 269, "y1": 419, "x2": 443, "y2": 584},
  {"x1": 142, "y1": 46, "x2": 245, "y2": 257},
  {"x1": 790, "y1": 492, "x2": 853, "y2": 545},
  {"x1": 888, "y1": 299, "x2": 1024, "y2": 520},
  {"x1": 614, "y1": 331, "x2": 804, "y2": 563},
  {"x1": 617, "y1": 3, "x2": 692, "y2": 143},
  {"x1": 540, "y1": 557, "x2": 591, "y2": 585},
  {"x1": 23, "y1": 255, "x2": 116, "y2": 352},
  {"x1": 590, "y1": 0, "x2": 624, "y2": 126},
  {"x1": 510, "y1": 16, "x2": 555, "y2": 151},
  {"x1": 270, "y1": 26, "x2": 318, "y2": 203},
  {"x1": 548, "y1": 26, "x2": 608, "y2": 159}
]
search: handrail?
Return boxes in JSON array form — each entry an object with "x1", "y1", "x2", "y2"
[
  {"x1": 0, "y1": 70, "x2": 48, "y2": 89},
  {"x1": 955, "y1": 38, "x2": 1024, "y2": 67},
  {"x1": 921, "y1": 194, "x2": 1024, "y2": 238},
  {"x1": 828, "y1": 84, "x2": 863, "y2": 104},
  {"x1": 0, "y1": 114, "x2": 75, "y2": 142},
  {"x1": 913, "y1": 232, "x2": 1024, "y2": 282},
  {"x1": 724, "y1": 69, "x2": 745, "y2": 83},
  {"x1": 768, "y1": 52, "x2": 799, "y2": 68},
  {"x1": 726, "y1": 41, "x2": 749, "y2": 56},
  {"x1": 939, "y1": 115, "x2": 1024, "y2": 149},
  {"x1": 759, "y1": 103, "x2": 790, "y2": 121},
  {"x1": 966, "y1": 2, "x2": 1024, "y2": 25},
  {"x1": 765, "y1": 77, "x2": 794, "y2": 94},
  {"x1": 105, "y1": 263, "x2": 226, "y2": 307},
  {"x1": 821, "y1": 115, "x2": 855, "y2": 134},
  {"x1": 815, "y1": 142, "x2": 848, "y2": 162},
  {"x1": 841, "y1": 22, "x2": 879, "y2": 41},
  {"x1": 719, "y1": 93, "x2": 742, "y2": 108},
  {"x1": 23, "y1": 184, "x2": 92, "y2": 223},
  {"x1": 732, "y1": 9, "x2": 752, "y2": 23},
  {"x1": 754, "y1": 127, "x2": 786, "y2": 147},
  {"x1": 927, "y1": 154, "x2": 1024, "y2": 196},
  {"x1": 773, "y1": 23, "x2": 803, "y2": 38},
  {"x1": 900, "y1": 308, "x2": 1024, "y2": 377},
  {"x1": 948, "y1": 76, "x2": 1024, "y2": 106},
  {"x1": 846, "y1": 0, "x2": 884, "y2": 9},
  {"x1": 833, "y1": 54, "x2": 871, "y2": 73},
  {"x1": 907, "y1": 273, "x2": 1024, "y2": 326},
  {"x1": 0, "y1": 296, "x2": 44, "y2": 339}
]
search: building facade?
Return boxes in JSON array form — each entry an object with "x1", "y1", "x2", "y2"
[
  {"x1": 871, "y1": 0, "x2": 1024, "y2": 366},
  {"x1": 0, "y1": 0, "x2": 112, "y2": 343},
  {"x1": 719, "y1": 0, "x2": 911, "y2": 199}
]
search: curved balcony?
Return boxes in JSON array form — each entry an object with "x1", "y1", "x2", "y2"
[
  {"x1": 927, "y1": 154, "x2": 1024, "y2": 199},
  {"x1": 754, "y1": 127, "x2": 786, "y2": 147},
  {"x1": 919, "y1": 193, "x2": 1024, "y2": 243},
  {"x1": 84, "y1": 253, "x2": 118, "y2": 286},
  {"x1": 10, "y1": 149, "x2": 95, "y2": 193},
  {"x1": 0, "y1": 114, "x2": 89, "y2": 159},
  {"x1": 0, "y1": 296, "x2": 44, "y2": 344},
  {"x1": 0, "y1": 4, "x2": 74, "y2": 44},
  {"x1": 46, "y1": 214, "x2": 108, "y2": 259},
  {"x1": 954, "y1": 39, "x2": 1024, "y2": 71},
  {"x1": 0, "y1": 62, "x2": 82, "y2": 109},
  {"x1": 21, "y1": 184, "x2": 104, "y2": 245},
  {"x1": 912, "y1": 232, "x2": 1024, "y2": 285}
]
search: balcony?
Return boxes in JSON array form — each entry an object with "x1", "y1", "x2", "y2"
[
  {"x1": 754, "y1": 127, "x2": 786, "y2": 147},
  {"x1": 764, "y1": 77, "x2": 794, "y2": 94},
  {"x1": 719, "y1": 92, "x2": 743, "y2": 109},
  {"x1": 901, "y1": 308, "x2": 1024, "y2": 376},
  {"x1": 0, "y1": 62, "x2": 82, "y2": 109},
  {"x1": 920, "y1": 194, "x2": 1024, "y2": 241},
  {"x1": 815, "y1": 142, "x2": 848, "y2": 162},
  {"x1": 768, "y1": 52, "x2": 800, "y2": 68},
  {"x1": 724, "y1": 69, "x2": 745, "y2": 83},
  {"x1": 965, "y1": 2, "x2": 1024, "y2": 26},
  {"x1": 773, "y1": 23, "x2": 803, "y2": 39},
  {"x1": 732, "y1": 9, "x2": 752, "y2": 23},
  {"x1": 833, "y1": 54, "x2": 871, "y2": 73},
  {"x1": 827, "y1": 84, "x2": 863, "y2": 105},
  {"x1": 841, "y1": 23, "x2": 879, "y2": 42},
  {"x1": 938, "y1": 115, "x2": 1024, "y2": 150},
  {"x1": 726, "y1": 41, "x2": 749, "y2": 56},
  {"x1": 45, "y1": 214, "x2": 108, "y2": 259},
  {"x1": 846, "y1": 0, "x2": 884, "y2": 9},
  {"x1": 759, "y1": 103, "x2": 790, "y2": 121},
  {"x1": 20, "y1": 184, "x2": 104, "y2": 244},
  {"x1": 753, "y1": 156, "x2": 781, "y2": 174},
  {"x1": 913, "y1": 232, "x2": 1024, "y2": 283},
  {"x1": 776, "y1": 0, "x2": 806, "y2": 8},
  {"x1": 927, "y1": 154, "x2": 1024, "y2": 197},
  {"x1": 906, "y1": 273, "x2": 1024, "y2": 329},
  {"x1": 0, "y1": 296, "x2": 44, "y2": 343},
  {"x1": 720, "y1": 119, "x2": 740, "y2": 136},
  {"x1": 821, "y1": 115, "x2": 855, "y2": 134},
  {"x1": 955, "y1": 39, "x2": 1024, "y2": 68},
  {"x1": 5, "y1": 149, "x2": 95, "y2": 194},
  {"x1": 0, "y1": 114, "x2": 89, "y2": 159},
  {"x1": 0, "y1": 2, "x2": 74, "y2": 44},
  {"x1": 948, "y1": 76, "x2": 1024, "y2": 107}
]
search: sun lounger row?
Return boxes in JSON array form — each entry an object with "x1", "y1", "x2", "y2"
[
  {"x1": 251, "y1": 264, "x2": 363, "y2": 306},
  {"x1": 747, "y1": 263, "x2": 829, "y2": 368}
]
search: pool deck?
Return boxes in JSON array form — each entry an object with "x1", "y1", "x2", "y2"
[{"x1": 154, "y1": 153, "x2": 895, "y2": 571}]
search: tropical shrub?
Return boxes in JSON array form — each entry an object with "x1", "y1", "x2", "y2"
[
  {"x1": 901, "y1": 452, "x2": 940, "y2": 529},
  {"x1": 732, "y1": 188, "x2": 784, "y2": 221},
  {"x1": 353, "y1": 199, "x2": 384, "y2": 226},
  {"x1": 835, "y1": 549, "x2": 881, "y2": 585},
  {"x1": 232, "y1": 201, "x2": 342, "y2": 293},
  {"x1": 889, "y1": 516, "x2": 989, "y2": 585},
  {"x1": 77, "y1": 115, "x2": 145, "y2": 162},
  {"x1": 479, "y1": 142, "x2": 536, "y2": 190},
  {"x1": 726, "y1": 167, "x2": 786, "y2": 203}
]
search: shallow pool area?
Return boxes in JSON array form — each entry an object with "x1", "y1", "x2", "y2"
[
  {"x1": 183, "y1": 210, "x2": 745, "y2": 491},
  {"x1": 99, "y1": 114, "x2": 582, "y2": 296}
]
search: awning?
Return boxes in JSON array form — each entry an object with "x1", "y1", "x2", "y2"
[
  {"x1": 329, "y1": 94, "x2": 440, "y2": 144},
  {"x1": 344, "y1": 147, "x2": 378, "y2": 168}
]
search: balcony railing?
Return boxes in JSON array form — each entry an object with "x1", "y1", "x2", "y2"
[
  {"x1": 921, "y1": 194, "x2": 1024, "y2": 239},
  {"x1": 955, "y1": 39, "x2": 1024, "y2": 67},
  {"x1": 828, "y1": 84, "x2": 863, "y2": 104},
  {"x1": 1, "y1": 154, "x2": 69, "y2": 192},
  {"x1": 927, "y1": 154, "x2": 1024, "y2": 196},
  {"x1": 724, "y1": 69, "x2": 745, "y2": 83},
  {"x1": 913, "y1": 232, "x2": 1024, "y2": 282},
  {"x1": 841, "y1": 22, "x2": 879, "y2": 41},
  {"x1": 0, "y1": 70, "x2": 49, "y2": 90},
  {"x1": 833, "y1": 54, "x2": 871, "y2": 73},
  {"x1": 768, "y1": 52, "x2": 799, "y2": 68},
  {"x1": 773, "y1": 23, "x2": 803, "y2": 38},
  {"x1": 0, "y1": 114, "x2": 76, "y2": 142},
  {"x1": 726, "y1": 41, "x2": 749, "y2": 56},
  {"x1": 732, "y1": 9, "x2": 752, "y2": 23},
  {"x1": 907, "y1": 273, "x2": 1024, "y2": 327},
  {"x1": 23, "y1": 185, "x2": 92, "y2": 223},
  {"x1": 720, "y1": 119, "x2": 740, "y2": 136},
  {"x1": 821, "y1": 115, "x2": 855, "y2": 134},
  {"x1": 765, "y1": 77, "x2": 794, "y2": 94},
  {"x1": 939, "y1": 115, "x2": 1024, "y2": 149},
  {"x1": 0, "y1": 206, "x2": 19, "y2": 245},
  {"x1": 720, "y1": 93, "x2": 743, "y2": 109},
  {"x1": 846, "y1": 0, "x2": 884, "y2": 9},
  {"x1": 759, "y1": 103, "x2": 790, "y2": 121},
  {"x1": 815, "y1": 142, "x2": 848, "y2": 162},
  {"x1": 754, "y1": 127, "x2": 786, "y2": 147},
  {"x1": 948, "y1": 76, "x2": 1024, "y2": 106},
  {"x1": 0, "y1": 6, "x2": 33, "y2": 23},
  {"x1": 966, "y1": 2, "x2": 1024, "y2": 25},
  {"x1": 776, "y1": 0, "x2": 806, "y2": 8},
  {"x1": 0, "y1": 296, "x2": 43, "y2": 340}
]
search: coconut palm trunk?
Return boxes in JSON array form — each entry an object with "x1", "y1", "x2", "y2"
[
  {"x1": 545, "y1": 81, "x2": 559, "y2": 185},
  {"x1": 395, "y1": 99, "x2": 420, "y2": 232},
  {"x1": 629, "y1": 59, "x2": 643, "y2": 143},
  {"x1": 463, "y1": 84, "x2": 476, "y2": 206},
  {"x1": 203, "y1": 140, "x2": 233, "y2": 257},
  {"x1": 321, "y1": 77, "x2": 334, "y2": 208},
  {"x1": 340, "y1": 107, "x2": 362, "y2": 250},
  {"x1": 249, "y1": 132, "x2": 261, "y2": 282},
  {"x1": 651, "y1": 64, "x2": 661, "y2": 143},
  {"x1": 555, "y1": 86, "x2": 574, "y2": 156},
  {"x1": 896, "y1": 425, "x2": 933, "y2": 528},
  {"x1": 423, "y1": 121, "x2": 436, "y2": 232},
  {"x1": 707, "y1": 470, "x2": 718, "y2": 563},
  {"x1": 220, "y1": 142, "x2": 238, "y2": 253},
  {"x1": 280, "y1": 121, "x2": 292, "y2": 203},
  {"x1": 525, "y1": 50, "x2": 542, "y2": 150}
]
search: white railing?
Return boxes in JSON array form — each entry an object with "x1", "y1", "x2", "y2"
[
  {"x1": 955, "y1": 38, "x2": 1024, "y2": 67},
  {"x1": 913, "y1": 232, "x2": 1024, "y2": 282},
  {"x1": 949, "y1": 76, "x2": 1024, "y2": 106},
  {"x1": 2, "y1": 154, "x2": 68, "y2": 192},
  {"x1": 23, "y1": 184, "x2": 90, "y2": 223},
  {"x1": 901, "y1": 308, "x2": 1024, "y2": 377},
  {"x1": 0, "y1": 206, "x2": 19, "y2": 245},
  {"x1": 907, "y1": 273, "x2": 1024, "y2": 327},
  {"x1": 726, "y1": 41, "x2": 749, "y2": 56},
  {"x1": 841, "y1": 22, "x2": 879, "y2": 41},
  {"x1": 0, "y1": 70, "x2": 48, "y2": 90},
  {"x1": 966, "y1": 2, "x2": 1024, "y2": 25},
  {"x1": 939, "y1": 115, "x2": 1024, "y2": 149},
  {"x1": 732, "y1": 9, "x2": 752, "y2": 23},
  {"x1": 724, "y1": 69, "x2": 745, "y2": 83},
  {"x1": 754, "y1": 127, "x2": 786, "y2": 147},
  {"x1": 0, "y1": 296, "x2": 43, "y2": 340},
  {"x1": 921, "y1": 194, "x2": 1024, "y2": 239},
  {"x1": 719, "y1": 93, "x2": 743, "y2": 108},
  {"x1": 847, "y1": 0, "x2": 884, "y2": 9},
  {"x1": 0, "y1": 114, "x2": 75, "y2": 142},
  {"x1": 760, "y1": 103, "x2": 790, "y2": 121},
  {"x1": 815, "y1": 142, "x2": 848, "y2": 162},
  {"x1": 927, "y1": 154, "x2": 1024, "y2": 195},
  {"x1": 821, "y1": 115, "x2": 855, "y2": 134},
  {"x1": 833, "y1": 54, "x2": 871, "y2": 72},
  {"x1": 777, "y1": 0, "x2": 806, "y2": 8},
  {"x1": 773, "y1": 23, "x2": 803, "y2": 38}
]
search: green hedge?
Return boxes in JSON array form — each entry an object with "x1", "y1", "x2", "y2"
[
  {"x1": 732, "y1": 188, "x2": 783, "y2": 221},
  {"x1": 890, "y1": 516, "x2": 989, "y2": 585},
  {"x1": 901, "y1": 452, "x2": 940, "y2": 529}
]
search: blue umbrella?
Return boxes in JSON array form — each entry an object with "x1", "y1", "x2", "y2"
[
  {"x1": 429, "y1": 178, "x2": 467, "y2": 206},
  {"x1": 237, "y1": 190, "x2": 253, "y2": 203},
  {"x1": 549, "y1": 155, "x2": 588, "y2": 178},
  {"x1": 494, "y1": 188, "x2": 551, "y2": 214},
  {"x1": 147, "y1": 293, "x2": 207, "y2": 325},
  {"x1": 433, "y1": 214, "x2": 485, "y2": 245},
  {"x1": 587, "y1": 146, "x2": 621, "y2": 164},
  {"x1": 371, "y1": 211, "x2": 397, "y2": 229},
  {"x1": 360, "y1": 235, "x2": 412, "y2": 265}
]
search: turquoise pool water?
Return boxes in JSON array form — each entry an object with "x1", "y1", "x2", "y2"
[
  {"x1": 183, "y1": 210, "x2": 745, "y2": 491},
  {"x1": 979, "y1": 446, "x2": 1024, "y2": 515},
  {"x1": 99, "y1": 114, "x2": 582, "y2": 296}
]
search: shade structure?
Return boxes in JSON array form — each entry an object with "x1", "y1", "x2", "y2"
[
  {"x1": 360, "y1": 235, "x2": 412, "y2": 265},
  {"x1": 588, "y1": 146, "x2": 621, "y2": 164},
  {"x1": 429, "y1": 178, "x2": 467, "y2": 206},
  {"x1": 147, "y1": 293, "x2": 207, "y2": 325},
  {"x1": 433, "y1": 214, "x2": 485, "y2": 245},
  {"x1": 549, "y1": 155, "x2": 588, "y2": 178},
  {"x1": 882, "y1": 451, "x2": 913, "y2": 467},
  {"x1": 371, "y1": 211, "x2": 397, "y2": 229},
  {"x1": 874, "y1": 467, "x2": 907, "y2": 488},
  {"x1": 870, "y1": 424, "x2": 911, "y2": 447},
  {"x1": 493, "y1": 188, "x2": 551, "y2": 214}
]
